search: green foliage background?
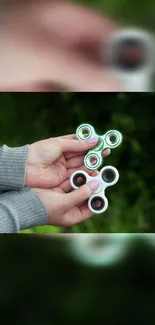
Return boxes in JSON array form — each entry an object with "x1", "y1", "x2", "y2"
[
  {"x1": 0, "y1": 93, "x2": 154, "y2": 233},
  {"x1": 75, "y1": 0, "x2": 155, "y2": 31}
]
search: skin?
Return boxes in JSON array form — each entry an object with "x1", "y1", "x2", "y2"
[
  {"x1": 25, "y1": 134, "x2": 111, "y2": 226},
  {"x1": 1, "y1": 0, "x2": 115, "y2": 226},
  {"x1": 0, "y1": 0, "x2": 122, "y2": 91}
]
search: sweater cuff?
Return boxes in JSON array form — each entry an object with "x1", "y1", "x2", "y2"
[
  {"x1": 0, "y1": 187, "x2": 48, "y2": 233},
  {"x1": 0, "y1": 144, "x2": 28, "y2": 190}
]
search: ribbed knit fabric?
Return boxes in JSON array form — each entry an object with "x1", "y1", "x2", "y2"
[
  {"x1": 0, "y1": 145, "x2": 28, "y2": 190},
  {"x1": 0, "y1": 145, "x2": 48, "y2": 233},
  {"x1": 0, "y1": 187, "x2": 48, "y2": 233}
]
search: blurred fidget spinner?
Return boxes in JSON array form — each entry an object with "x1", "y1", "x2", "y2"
[
  {"x1": 70, "y1": 234, "x2": 131, "y2": 267},
  {"x1": 105, "y1": 28, "x2": 155, "y2": 91},
  {"x1": 69, "y1": 235, "x2": 155, "y2": 267}
]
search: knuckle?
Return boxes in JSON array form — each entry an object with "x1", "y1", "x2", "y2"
[
  {"x1": 76, "y1": 140, "x2": 82, "y2": 150},
  {"x1": 64, "y1": 219, "x2": 73, "y2": 227},
  {"x1": 76, "y1": 140, "x2": 87, "y2": 151}
]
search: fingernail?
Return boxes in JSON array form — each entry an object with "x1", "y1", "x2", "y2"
[
  {"x1": 88, "y1": 137, "x2": 98, "y2": 144},
  {"x1": 90, "y1": 180, "x2": 101, "y2": 191}
]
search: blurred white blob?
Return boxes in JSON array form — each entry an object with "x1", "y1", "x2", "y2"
[
  {"x1": 70, "y1": 234, "x2": 155, "y2": 267},
  {"x1": 105, "y1": 28, "x2": 155, "y2": 91},
  {"x1": 70, "y1": 234, "x2": 131, "y2": 267}
]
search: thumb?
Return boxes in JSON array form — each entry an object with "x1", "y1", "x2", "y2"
[
  {"x1": 62, "y1": 179, "x2": 101, "y2": 211},
  {"x1": 59, "y1": 136, "x2": 99, "y2": 152}
]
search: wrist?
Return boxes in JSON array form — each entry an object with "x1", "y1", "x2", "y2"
[
  {"x1": 24, "y1": 145, "x2": 31, "y2": 187},
  {"x1": 24, "y1": 144, "x2": 42, "y2": 187},
  {"x1": 31, "y1": 188, "x2": 49, "y2": 223}
]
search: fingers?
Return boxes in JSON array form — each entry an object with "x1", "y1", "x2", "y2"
[
  {"x1": 57, "y1": 134, "x2": 77, "y2": 140},
  {"x1": 2, "y1": 2, "x2": 121, "y2": 91},
  {"x1": 8, "y1": 83, "x2": 57, "y2": 92},
  {"x1": 40, "y1": 44, "x2": 121, "y2": 91},
  {"x1": 66, "y1": 148, "x2": 111, "y2": 168},
  {"x1": 60, "y1": 170, "x2": 99, "y2": 192},
  {"x1": 36, "y1": 0, "x2": 120, "y2": 66},
  {"x1": 65, "y1": 148, "x2": 111, "y2": 160},
  {"x1": 59, "y1": 179, "x2": 71, "y2": 192},
  {"x1": 65, "y1": 151, "x2": 88, "y2": 160},
  {"x1": 60, "y1": 179, "x2": 101, "y2": 212},
  {"x1": 58, "y1": 137, "x2": 99, "y2": 153},
  {"x1": 52, "y1": 187, "x2": 64, "y2": 194},
  {"x1": 90, "y1": 171, "x2": 99, "y2": 177},
  {"x1": 66, "y1": 154, "x2": 86, "y2": 169},
  {"x1": 67, "y1": 165, "x2": 93, "y2": 179},
  {"x1": 103, "y1": 148, "x2": 111, "y2": 157},
  {"x1": 1, "y1": 0, "x2": 121, "y2": 91},
  {"x1": 63, "y1": 203, "x2": 93, "y2": 227},
  {"x1": 36, "y1": 0, "x2": 119, "y2": 46}
]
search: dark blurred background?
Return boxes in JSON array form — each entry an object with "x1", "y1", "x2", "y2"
[
  {"x1": 0, "y1": 92, "x2": 154, "y2": 233},
  {"x1": 0, "y1": 234, "x2": 155, "y2": 325}
]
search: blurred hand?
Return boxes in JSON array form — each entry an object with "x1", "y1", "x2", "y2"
[
  {"x1": 25, "y1": 134, "x2": 110, "y2": 190},
  {"x1": 1, "y1": 0, "x2": 121, "y2": 91}
]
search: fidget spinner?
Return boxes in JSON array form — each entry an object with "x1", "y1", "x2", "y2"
[
  {"x1": 76, "y1": 123, "x2": 122, "y2": 170},
  {"x1": 70, "y1": 123, "x2": 123, "y2": 214},
  {"x1": 70, "y1": 165, "x2": 119, "y2": 214}
]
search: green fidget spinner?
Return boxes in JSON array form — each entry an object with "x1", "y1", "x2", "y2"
[{"x1": 76, "y1": 123, "x2": 123, "y2": 170}]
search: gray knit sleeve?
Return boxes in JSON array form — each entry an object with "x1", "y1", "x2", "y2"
[
  {"x1": 0, "y1": 144, "x2": 28, "y2": 190},
  {"x1": 0, "y1": 187, "x2": 48, "y2": 233}
]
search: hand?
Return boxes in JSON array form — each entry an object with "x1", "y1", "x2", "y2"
[
  {"x1": 25, "y1": 134, "x2": 110, "y2": 192},
  {"x1": 1, "y1": 0, "x2": 121, "y2": 91},
  {"x1": 29, "y1": 134, "x2": 110, "y2": 227},
  {"x1": 32, "y1": 178, "x2": 102, "y2": 227}
]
